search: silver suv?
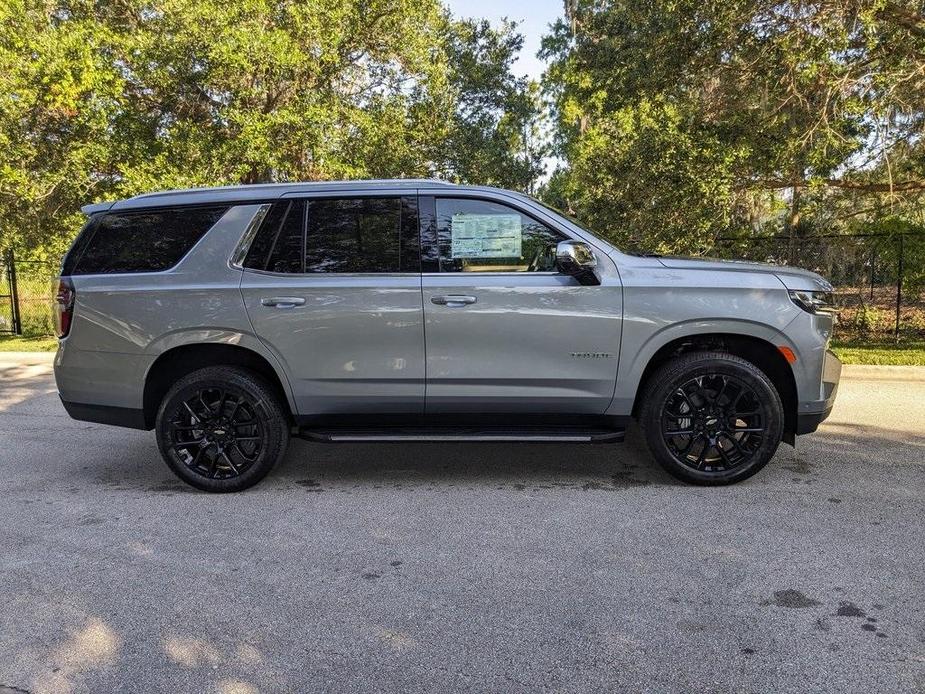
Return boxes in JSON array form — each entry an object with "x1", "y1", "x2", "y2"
[{"x1": 53, "y1": 180, "x2": 841, "y2": 492}]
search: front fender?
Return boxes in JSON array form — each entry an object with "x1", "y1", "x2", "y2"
[{"x1": 607, "y1": 317, "x2": 795, "y2": 416}]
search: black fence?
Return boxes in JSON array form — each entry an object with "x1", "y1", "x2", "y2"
[
  {"x1": 710, "y1": 232, "x2": 924, "y2": 343},
  {"x1": 0, "y1": 252, "x2": 56, "y2": 337},
  {"x1": 2, "y1": 233, "x2": 923, "y2": 343}
]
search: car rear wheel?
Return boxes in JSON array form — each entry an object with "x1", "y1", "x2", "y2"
[
  {"x1": 639, "y1": 351, "x2": 784, "y2": 485},
  {"x1": 155, "y1": 366, "x2": 289, "y2": 492}
]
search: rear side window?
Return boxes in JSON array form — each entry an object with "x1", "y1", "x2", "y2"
[
  {"x1": 71, "y1": 206, "x2": 229, "y2": 275},
  {"x1": 243, "y1": 200, "x2": 306, "y2": 273},
  {"x1": 242, "y1": 196, "x2": 419, "y2": 273}
]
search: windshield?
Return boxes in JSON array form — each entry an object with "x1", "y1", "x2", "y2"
[{"x1": 531, "y1": 198, "x2": 599, "y2": 236}]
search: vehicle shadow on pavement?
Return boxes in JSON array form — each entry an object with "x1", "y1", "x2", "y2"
[
  {"x1": 267, "y1": 423, "x2": 679, "y2": 490},
  {"x1": 33, "y1": 415, "x2": 925, "y2": 495}
]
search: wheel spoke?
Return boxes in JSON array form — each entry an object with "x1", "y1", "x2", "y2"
[
  {"x1": 693, "y1": 440, "x2": 708, "y2": 469},
  {"x1": 720, "y1": 432, "x2": 746, "y2": 458},
  {"x1": 717, "y1": 442, "x2": 733, "y2": 468},
  {"x1": 219, "y1": 449, "x2": 240, "y2": 475},
  {"x1": 182, "y1": 401, "x2": 200, "y2": 422},
  {"x1": 174, "y1": 438, "x2": 206, "y2": 450},
  {"x1": 713, "y1": 376, "x2": 727, "y2": 405},
  {"x1": 191, "y1": 442, "x2": 208, "y2": 469},
  {"x1": 232, "y1": 441, "x2": 259, "y2": 462},
  {"x1": 678, "y1": 436, "x2": 696, "y2": 457}
]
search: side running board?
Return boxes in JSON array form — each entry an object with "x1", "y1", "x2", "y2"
[{"x1": 299, "y1": 426, "x2": 625, "y2": 444}]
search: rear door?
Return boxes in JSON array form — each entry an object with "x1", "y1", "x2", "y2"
[
  {"x1": 420, "y1": 193, "x2": 623, "y2": 414},
  {"x1": 239, "y1": 193, "x2": 424, "y2": 417}
]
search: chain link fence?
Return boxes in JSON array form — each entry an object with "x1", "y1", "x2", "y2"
[
  {"x1": 710, "y1": 232, "x2": 925, "y2": 343},
  {"x1": 0, "y1": 252, "x2": 56, "y2": 337}
]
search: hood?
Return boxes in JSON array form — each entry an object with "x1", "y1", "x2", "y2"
[{"x1": 655, "y1": 256, "x2": 833, "y2": 292}]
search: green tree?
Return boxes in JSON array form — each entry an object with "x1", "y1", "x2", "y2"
[
  {"x1": 439, "y1": 18, "x2": 547, "y2": 193},
  {"x1": 541, "y1": 0, "x2": 925, "y2": 253},
  {"x1": 0, "y1": 0, "x2": 543, "y2": 259}
]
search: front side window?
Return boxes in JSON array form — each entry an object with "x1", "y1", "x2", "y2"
[
  {"x1": 72, "y1": 206, "x2": 229, "y2": 274},
  {"x1": 434, "y1": 198, "x2": 566, "y2": 273},
  {"x1": 242, "y1": 196, "x2": 418, "y2": 273}
]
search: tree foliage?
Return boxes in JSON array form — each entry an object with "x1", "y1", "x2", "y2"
[
  {"x1": 0, "y1": 0, "x2": 543, "y2": 257},
  {"x1": 541, "y1": 0, "x2": 925, "y2": 253}
]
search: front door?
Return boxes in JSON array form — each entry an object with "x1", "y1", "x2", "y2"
[
  {"x1": 240, "y1": 195, "x2": 424, "y2": 416},
  {"x1": 420, "y1": 195, "x2": 623, "y2": 414}
]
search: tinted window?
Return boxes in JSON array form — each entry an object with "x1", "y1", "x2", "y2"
[
  {"x1": 305, "y1": 198, "x2": 402, "y2": 273},
  {"x1": 435, "y1": 198, "x2": 566, "y2": 272},
  {"x1": 242, "y1": 196, "x2": 418, "y2": 274},
  {"x1": 61, "y1": 214, "x2": 102, "y2": 276},
  {"x1": 242, "y1": 202, "x2": 291, "y2": 271},
  {"x1": 257, "y1": 201, "x2": 306, "y2": 273},
  {"x1": 72, "y1": 206, "x2": 229, "y2": 274}
]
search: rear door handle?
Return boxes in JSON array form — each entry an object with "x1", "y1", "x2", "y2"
[
  {"x1": 261, "y1": 296, "x2": 306, "y2": 309},
  {"x1": 431, "y1": 295, "x2": 477, "y2": 307}
]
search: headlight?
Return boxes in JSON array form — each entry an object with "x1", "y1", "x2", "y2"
[{"x1": 789, "y1": 289, "x2": 836, "y2": 314}]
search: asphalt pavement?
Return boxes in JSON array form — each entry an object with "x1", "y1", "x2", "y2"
[{"x1": 1, "y1": 353, "x2": 923, "y2": 693}]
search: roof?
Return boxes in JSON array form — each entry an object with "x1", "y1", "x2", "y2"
[{"x1": 82, "y1": 178, "x2": 499, "y2": 214}]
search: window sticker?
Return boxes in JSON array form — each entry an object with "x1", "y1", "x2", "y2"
[{"x1": 450, "y1": 214, "x2": 522, "y2": 259}]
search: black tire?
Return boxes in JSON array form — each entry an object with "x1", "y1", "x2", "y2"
[
  {"x1": 638, "y1": 351, "x2": 784, "y2": 485},
  {"x1": 155, "y1": 366, "x2": 290, "y2": 492}
]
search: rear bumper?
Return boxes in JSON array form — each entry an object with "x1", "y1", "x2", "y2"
[
  {"x1": 60, "y1": 398, "x2": 149, "y2": 430},
  {"x1": 795, "y1": 349, "x2": 841, "y2": 435}
]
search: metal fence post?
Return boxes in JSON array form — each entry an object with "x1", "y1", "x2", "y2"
[
  {"x1": 6, "y1": 249, "x2": 22, "y2": 335},
  {"x1": 894, "y1": 234, "x2": 903, "y2": 342}
]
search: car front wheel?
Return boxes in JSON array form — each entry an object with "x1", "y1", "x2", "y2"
[
  {"x1": 639, "y1": 351, "x2": 784, "y2": 485},
  {"x1": 155, "y1": 366, "x2": 290, "y2": 492}
]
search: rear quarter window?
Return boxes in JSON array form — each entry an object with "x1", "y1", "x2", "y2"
[{"x1": 69, "y1": 206, "x2": 229, "y2": 275}]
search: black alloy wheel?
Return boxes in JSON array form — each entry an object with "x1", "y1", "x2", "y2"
[
  {"x1": 639, "y1": 351, "x2": 784, "y2": 485},
  {"x1": 661, "y1": 373, "x2": 766, "y2": 472},
  {"x1": 156, "y1": 366, "x2": 289, "y2": 492},
  {"x1": 167, "y1": 386, "x2": 264, "y2": 480}
]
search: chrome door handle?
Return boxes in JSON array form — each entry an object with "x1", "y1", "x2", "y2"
[
  {"x1": 431, "y1": 295, "x2": 477, "y2": 307},
  {"x1": 261, "y1": 296, "x2": 306, "y2": 309}
]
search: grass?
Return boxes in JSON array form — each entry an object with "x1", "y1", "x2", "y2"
[
  {"x1": 1, "y1": 334, "x2": 923, "y2": 365},
  {"x1": 0, "y1": 334, "x2": 58, "y2": 352},
  {"x1": 831, "y1": 341, "x2": 925, "y2": 366}
]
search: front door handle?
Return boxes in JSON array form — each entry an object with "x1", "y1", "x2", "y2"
[
  {"x1": 431, "y1": 295, "x2": 477, "y2": 307},
  {"x1": 261, "y1": 296, "x2": 306, "y2": 309}
]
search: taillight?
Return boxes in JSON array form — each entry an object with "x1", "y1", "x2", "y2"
[{"x1": 53, "y1": 277, "x2": 75, "y2": 338}]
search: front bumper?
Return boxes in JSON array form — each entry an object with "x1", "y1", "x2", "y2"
[{"x1": 795, "y1": 349, "x2": 842, "y2": 435}]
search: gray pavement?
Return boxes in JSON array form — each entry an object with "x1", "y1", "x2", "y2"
[{"x1": 1, "y1": 353, "x2": 924, "y2": 693}]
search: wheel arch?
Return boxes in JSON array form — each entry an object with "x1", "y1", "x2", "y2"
[
  {"x1": 630, "y1": 332, "x2": 798, "y2": 443},
  {"x1": 142, "y1": 342, "x2": 294, "y2": 429}
]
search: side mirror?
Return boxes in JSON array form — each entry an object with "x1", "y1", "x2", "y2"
[{"x1": 555, "y1": 240, "x2": 600, "y2": 285}]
